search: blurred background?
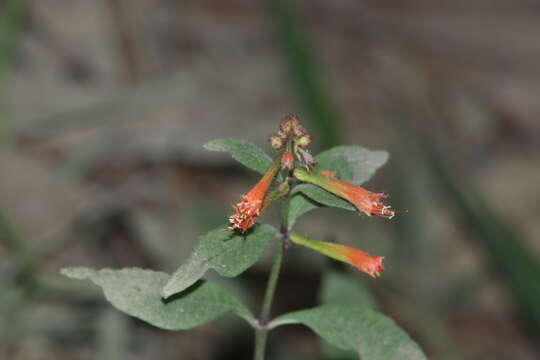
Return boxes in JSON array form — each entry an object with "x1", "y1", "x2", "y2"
[{"x1": 1, "y1": 0, "x2": 540, "y2": 359}]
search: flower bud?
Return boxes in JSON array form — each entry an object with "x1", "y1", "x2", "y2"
[
  {"x1": 292, "y1": 124, "x2": 307, "y2": 138},
  {"x1": 296, "y1": 134, "x2": 312, "y2": 147},
  {"x1": 297, "y1": 147, "x2": 316, "y2": 167},
  {"x1": 280, "y1": 114, "x2": 300, "y2": 134},
  {"x1": 269, "y1": 134, "x2": 285, "y2": 150},
  {"x1": 281, "y1": 151, "x2": 294, "y2": 170}
]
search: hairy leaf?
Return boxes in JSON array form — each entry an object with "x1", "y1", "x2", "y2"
[
  {"x1": 319, "y1": 270, "x2": 376, "y2": 309},
  {"x1": 162, "y1": 224, "x2": 277, "y2": 299},
  {"x1": 286, "y1": 193, "x2": 319, "y2": 229},
  {"x1": 315, "y1": 146, "x2": 388, "y2": 186},
  {"x1": 272, "y1": 305, "x2": 426, "y2": 360},
  {"x1": 287, "y1": 146, "x2": 388, "y2": 228},
  {"x1": 293, "y1": 184, "x2": 355, "y2": 211},
  {"x1": 61, "y1": 267, "x2": 254, "y2": 330},
  {"x1": 204, "y1": 138, "x2": 273, "y2": 175}
]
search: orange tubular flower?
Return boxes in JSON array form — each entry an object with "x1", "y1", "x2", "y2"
[
  {"x1": 228, "y1": 161, "x2": 280, "y2": 232},
  {"x1": 294, "y1": 168, "x2": 396, "y2": 219},
  {"x1": 289, "y1": 232, "x2": 384, "y2": 277}
]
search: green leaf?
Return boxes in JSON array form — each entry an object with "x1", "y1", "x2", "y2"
[
  {"x1": 318, "y1": 276, "x2": 374, "y2": 358},
  {"x1": 61, "y1": 267, "x2": 254, "y2": 330},
  {"x1": 293, "y1": 184, "x2": 355, "y2": 211},
  {"x1": 286, "y1": 193, "x2": 318, "y2": 229},
  {"x1": 287, "y1": 146, "x2": 388, "y2": 228},
  {"x1": 204, "y1": 138, "x2": 273, "y2": 175},
  {"x1": 162, "y1": 224, "x2": 277, "y2": 299},
  {"x1": 319, "y1": 270, "x2": 376, "y2": 310},
  {"x1": 315, "y1": 146, "x2": 388, "y2": 186},
  {"x1": 271, "y1": 305, "x2": 426, "y2": 360}
]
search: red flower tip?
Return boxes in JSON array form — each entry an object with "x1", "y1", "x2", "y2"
[
  {"x1": 360, "y1": 192, "x2": 396, "y2": 219},
  {"x1": 227, "y1": 195, "x2": 262, "y2": 232},
  {"x1": 324, "y1": 173, "x2": 396, "y2": 219},
  {"x1": 344, "y1": 249, "x2": 385, "y2": 278},
  {"x1": 361, "y1": 256, "x2": 384, "y2": 278}
]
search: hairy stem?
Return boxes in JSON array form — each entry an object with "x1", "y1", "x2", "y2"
[
  {"x1": 254, "y1": 239, "x2": 284, "y2": 360},
  {"x1": 261, "y1": 239, "x2": 284, "y2": 323},
  {"x1": 254, "y1": 192, "x2": 290, "y2": 360}
]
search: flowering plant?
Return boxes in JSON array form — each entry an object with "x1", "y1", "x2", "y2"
[{"x1": 61, "y1": 116, "x2": 425, "y2": 359}]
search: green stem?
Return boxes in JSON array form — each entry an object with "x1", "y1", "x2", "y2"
[
  {"x1": 261, "y1": 239, "x2": 284, "y2": 323},
  {"x1": 254, "y1": 239, "x2": 284, "y2": 360},
  {"x1": 253, "y1": 326, "x2": 267, "y2": 360}
]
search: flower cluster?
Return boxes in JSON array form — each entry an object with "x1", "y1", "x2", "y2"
[
  {"x1": 268, "y1": 114, "x2": 316, "y2": 169},
  {"x1": 227, "y1": 115, "x2": 401, "y2": 277},
  {"x1": 268, "y1": 114, "x2": 311, "y2": 151}
]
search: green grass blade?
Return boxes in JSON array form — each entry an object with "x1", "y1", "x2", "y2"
[
  {"x1": 426, "y1": 148, "x2": 540, "y2": 333},
  {"x1": 266, "y1": 0, "x2": 343, "y2": 149},
  {"x1": 0, "y1": 0, "x2": 27, "y2": 144}
]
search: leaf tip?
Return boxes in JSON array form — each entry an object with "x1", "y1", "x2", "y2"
[
  {"x1": 377, "y1": 149, "x2": 390, "y2": 163},
  {"x1": 160, "y1": 284, "x2": 174, "y2": 300},
  {"x1": 203, "y1": 138, "x2": 231, "y2": 152},
  {"x1": 60, "y1": 266, "x2": 96, "y2": 280},
  {"x1": 202, "y1": 139, "x2": 218, "y2": 151},
  {"x1": 161, "y1": 278, "x2": 191, "y2": 300}
]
